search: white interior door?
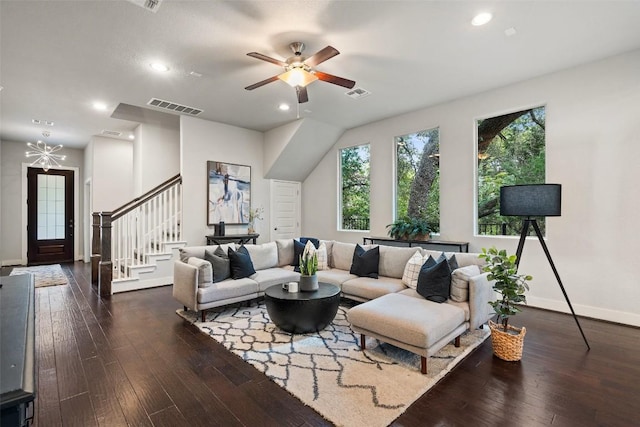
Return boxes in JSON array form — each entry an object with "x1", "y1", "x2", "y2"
[{"x1": 270, "y1": 180, "x2": 301, "y2": 241}]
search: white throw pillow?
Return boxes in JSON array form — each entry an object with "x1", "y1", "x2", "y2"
[
  {"x1": 402, "y1": 250, "x2": 428, "y2": 289},
  {"x1": 450, "y1": 264, "x2": 481, "y2": 302},
  {"x1": 316, "y1": 242, "x2": 328, "y2": 270}
]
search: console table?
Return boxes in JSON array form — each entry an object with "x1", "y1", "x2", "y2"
[
  {"x1": 206, "y1": 233, "x2": 259, "y2": 245},
  {"x1": 1, "y1": 274, "x2": 36, "y2": 427},
  {"x1": 363, "y1": 236, "x2": 469, "y2": 253}
]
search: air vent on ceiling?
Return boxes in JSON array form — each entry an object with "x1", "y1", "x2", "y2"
[
  {"x1": 345, "y1": 87, "x2": 372, "y2": 99},
  {"x1": 127, "y1": 0, "x2": 162, "y2": 13},
  {"x1": 102, "y1": 130, "x2": 123, "y2": 137},
  {"x1": 147, "y1": 98, "x2": 203, "y2": 116},
  {"x1": 32, "y1": 119, "x2": 54, "y2": 126}
]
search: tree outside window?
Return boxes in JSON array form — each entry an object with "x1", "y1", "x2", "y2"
[
  {"x1": 477, "y1": 106, "x2": 546, "y2": 236},
  {"x1": 395, "y1": 128, "x2": 440, "y2": 233},
  {"x1": 340, "y1": 144, "x2": 370, "y2": 231}
]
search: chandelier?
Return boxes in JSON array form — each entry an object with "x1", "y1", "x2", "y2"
[{"x1": 25, "y1": 132, "x2": 65, "y2": 172}]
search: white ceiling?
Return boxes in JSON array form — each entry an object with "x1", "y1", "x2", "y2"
[{"x1": 1, "y1": 1, "x2": 640, "y2": 149}]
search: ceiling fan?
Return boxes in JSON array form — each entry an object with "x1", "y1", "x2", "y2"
[{"x1": 245, "y1": 42, "x2": 356, "y2": 104}]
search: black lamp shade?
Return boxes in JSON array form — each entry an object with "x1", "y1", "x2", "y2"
[{"x1": 500, "y1": 184, "x2": 562, "y2": 217}]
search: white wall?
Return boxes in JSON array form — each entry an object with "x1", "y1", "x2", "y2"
[
  {"x1": 90, "y1": 136, "x2": 133, "y2": 212},
  {"x1": 303, "y1": 49, "x2": 640, "y2": 326},
  {"x1": 180, "y1": 115, "x2": 267, "y2": 246},
  {"x1": 1, "y1": 139, "x2": 85, "y2": 264},
  {"x1": 133, "y1": 121, "x2": 180, "y2": 195}
]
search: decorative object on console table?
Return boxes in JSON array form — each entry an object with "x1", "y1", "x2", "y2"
[
  {"x1": 500, "y1": 184, "x2": 590, "y2": 350},
  {"x1": 207, "y1": 161, "x2": 251, "y2": 225},
  {"x1": 479, "y1": 247, "x2": 532, "y2": 361},
  {"x1": 247, "y1": 207, "x2": 264, "y2": 234},
  {"x1": 298, "y1": 244, "x2": 319, "y2": 291},
  {"x1": 386, "y1": 216, "x2": 432, "y2": 240},
  {"x1": 213, "y1": 221, "x2": 225, "y2": 236},
  {"x1": 363, "y1": 236, "x2": 469, "y2": 253},
  {"x1": 205, "y1": 233, "x2": 258, "y2": 245}
]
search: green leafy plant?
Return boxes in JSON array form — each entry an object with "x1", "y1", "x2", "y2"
[
  {"x1": 386, "y1": 217, "x2": 432, "y2": 240},
  {"x1": 299, "y1": 251, "x2": 318, "y2": 276},
  {"x1": 479, "y1": 247, "x2": 532, "y2": 332}
]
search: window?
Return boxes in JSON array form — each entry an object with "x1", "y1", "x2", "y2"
[
  {"x1": 394, "y1": 127, "x2": 440, "y2": 233},
  {"x1": 340, "y1": 144, "x2": 370, "y2": 231},
  {"x1": 477, "y1": 106, "x2": 546, "y2": 236}
]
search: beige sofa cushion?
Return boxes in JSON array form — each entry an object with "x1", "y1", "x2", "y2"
[
  {"x1": 450, "y1": 264, "x2": 481, "y2": 302},
  {"x1": 347, "y1": 293, "x2": 466, "y2": 349},
  {"x1": 275, "y1": 239, "x2": 295, "y2": 266},
  {"x1": 251, "y1": 268, "x2": 300, "y2": 292},
  {"x1": 317, "y1": 269, "x2": 357, "y2": 287},
  {"x1": 379, "y1": 246, "x2": 421, "y2": 279},
  {"x1": 187, "y1": 257, "x2": 213, "y2": 288},
  {"x1": 332, "y1": 242, "x2": 357, "y2": 270},
  {"x1": 320, "y1": 240, "x2": 334, "y2": 268},
  {"x1": 422, "y1": 250, "x2": 484, "y2": 269},
  {"x1": 244, "y1": 242, "x2": 278, "y2": 271},
  {"x1": 342, "y1": 276, "x2": 406, "y2": 301},
  {"x1": 196, "y1": 277, "x2": 258, "y2": 303},
  {"x1": 398, "y1": 288, "x2": 470, "y2": 322},
  {"x1": 180, "y1": 243, "x2": 236, "y2": 262}
]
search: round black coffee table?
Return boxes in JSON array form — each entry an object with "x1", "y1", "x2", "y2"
[{"x1": 264, "y1": 282, "x2": 340, "y2": 333}]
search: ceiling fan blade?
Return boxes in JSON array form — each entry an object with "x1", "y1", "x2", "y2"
[
  {"x1": 314, "y1": 71, "x2": 356, "y2": 89},
  {"x1": 244, "y1": 75, "x2": 280, "y2": 90},
  {"x1": 304, "y1": 46, "x2": 339, "y2": 67},
  {"x1": 296, "y1": 86, "x2": 309, "y2": 103},
  {"x1": 247, "y1": 52, "x2": 287, "y2": 67}
]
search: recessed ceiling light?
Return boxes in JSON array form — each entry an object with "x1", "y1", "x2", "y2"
[
  {"x1": 278, "y1": 103, "x2": 290, "y2": 111},
  {"x1": 150, "y1": 62, "x2": 169, "y2": 72},
  {"x1": 471, "y1": 12, "x2": 492, "y2": 26},
  {"x1": 128, "y1": 134, "x2": 135, "y2": 140},
  {"x1": 93, "y1": 101, "x2": 108, "y2": 111},
  {"x1": 504, "y1": 27, "x2": 517, "y2": 37},
  {"x1": 189, "y1": 71, "x2": 203, "y2": 77}
]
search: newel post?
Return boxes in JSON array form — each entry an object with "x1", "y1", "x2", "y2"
[
  {"x1": 91, "y1": 213, "x2": 101, "y2": 286},
  {"x1": 99, "y1": 212, "x2": 113, "y2": 296}
]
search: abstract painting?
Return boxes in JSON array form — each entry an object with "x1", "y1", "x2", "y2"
[{"x1": 207, "y1": 161, "x2": 251, "y2": 225}]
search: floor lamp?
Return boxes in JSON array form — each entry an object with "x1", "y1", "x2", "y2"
[{"x1": 500, "y1": 184, "x2": 590, "y2": 350}]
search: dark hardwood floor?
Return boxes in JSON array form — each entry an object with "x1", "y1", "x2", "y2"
[{"x1": 3, "y1": 262, "x2": 639, "y2": 426}]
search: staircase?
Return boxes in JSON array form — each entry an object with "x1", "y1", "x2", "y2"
[{"x1": 91, "y1": 174, "x2": 186, "y2": 295}]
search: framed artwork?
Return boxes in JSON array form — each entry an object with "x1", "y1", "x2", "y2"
[{"x1": 207, "y1": 161, "x2": 251, "y2": 225}]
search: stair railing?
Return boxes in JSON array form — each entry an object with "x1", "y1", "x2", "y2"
[{"x1": 91, "y1": 174, "x2": 182, "y2": 296}]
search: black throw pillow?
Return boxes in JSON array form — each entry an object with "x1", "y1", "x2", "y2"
[
  {"x1": 349, "y1": 244, "x2": 380, "y2": 279},
  {"x1": 446, "y1": 253, "x2": 459, "y2": 272},
  {"x1": 204, "y1": 246, "x2": 231, "y2": 283},
  {"x1": 299, "y1": 237, "x2": 320, "y2": 249},
  {"x1": 291, "y1": 239, "x2": 306, "y2": 272},
  {"x1": 416, "y1": 253, "x2": 451, "y2": 303},
  {"x1": 228, "y1": 245, "x2": 256, "y2": 279}
]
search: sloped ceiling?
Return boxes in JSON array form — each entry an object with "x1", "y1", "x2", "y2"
[{"x1": 264, "y1": 118, "x2": 344, "y2": 182}]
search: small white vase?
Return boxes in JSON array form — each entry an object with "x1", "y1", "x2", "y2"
[{"x1": 299, "y1": 274, "x2": 319, "y2": 291}]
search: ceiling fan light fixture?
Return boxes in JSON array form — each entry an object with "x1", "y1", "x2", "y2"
[{"x1": 278, "y1": 68, "x2": 318, "y2": 87}]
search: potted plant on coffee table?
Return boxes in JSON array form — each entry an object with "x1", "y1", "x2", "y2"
[
  {"x1": 299, "y1": 247, "x2": 319, "y2": 292},
  {"x1": 479, "y1": 246, "x2": 533, "y2": 361}
]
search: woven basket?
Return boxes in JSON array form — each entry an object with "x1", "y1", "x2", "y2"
[{"x1": 489, "y1": 320, "x2": 526, "y2": 361}]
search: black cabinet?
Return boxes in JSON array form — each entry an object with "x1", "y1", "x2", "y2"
[{"x1": 1, "y1": 274, "x2": 36, "y2": 427}]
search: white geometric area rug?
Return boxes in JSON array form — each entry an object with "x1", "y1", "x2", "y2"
[
  {"x1": 10, "y1": 264, "x2": 68, "y2": 288},
  {"x1": 177, "y1": 301, "x2": 489, "y2": 427}
]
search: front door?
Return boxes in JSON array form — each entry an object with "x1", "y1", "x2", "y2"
[{"x1": 27, "y1": 168, "x2": 74, "y2": 265}]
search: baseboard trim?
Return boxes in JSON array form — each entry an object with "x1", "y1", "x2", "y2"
[
  {"x1": 527, "y1": 295, "x2": 640, "y2": 328},
  {"x1": 1, "y1": 259, "x2": 25, "y2": 267}
]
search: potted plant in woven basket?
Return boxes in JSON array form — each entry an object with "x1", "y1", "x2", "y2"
[{"x1": 479, "y1": 247, "x2": 533, "y2": 361}]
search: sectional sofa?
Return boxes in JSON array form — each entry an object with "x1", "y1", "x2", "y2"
[{"x1": 173, "y1": 239, "x2": 495, "y2": 373}]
